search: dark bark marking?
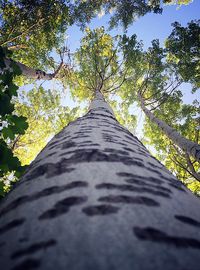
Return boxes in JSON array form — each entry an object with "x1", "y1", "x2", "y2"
[
  {"x1": 133, "y1": 227, "x2": 200, "y2": 249},
  {"x1": 24, "y1": 159, "x2": 75, "y2": 181},
  {"x1": 146, "y1": 167, "x2": 167, "y2": 178},
  {"x1": 148, "y1": 161, "x2": 163, "y2": 170},
  {"x1": 102, "y1": 129, "x2": 120, "y2": 134},
  {"x1": 48, "y1": 140, "x2": 76, "y2": 150},
  {"x1": 117, "y1": 172, "x2": 164, "y2": 185},
  {"x1": 122, "y1": 140, "x2": 141, "y2": 148},
  {"x1": 71, "y1": 135, "x2": 89, "y2": 140},
  {"x1": 45, "y1": 152, "x2": 57, "y2": 158},
  {"x1": 81, "y1": 125, "x2": 97, "y2": 129},
  {"x1": 82, "y1": 204, "x2": 119, "y2": 216},
  {"x1": 96, "y1": 183, "x2": 170, "y2": 198},
  {"x1": 126, "y1": 177, "x2": 163, "y2": 185},
  {"x1": 53, "y1": 149, "x2": 145, "y2": 167},
  {"x1": 99, "y1": 195, "x2": 159, "y2": 206},
  {"x1": 0, "y1": 182, "x2": 87, "y2": 218},
  {"x1": 0, "y1": 218, "x2": 25, "y2": 235},
  {"x1": 90, "y1": 107, "x2": 113, "y2": 115},
  {"x1": 126, "y1": 179, "x2": 171, "y2": 194},
  {"x1": 11, "y1": 239, "x2": 57, "y2": 259},
  {"x1": 48, "y1": 140, "x2": 60, "y2": 148},
  {"x1": 77, "y1": 144, "x2": 100, "y2": 148},
  {"x1": 19, "y1": 237, "x2": 29, "y2": 243},
  {"x1": 39, "y1": 196, "x2": 87, "y2": 220},
  {"x1": 175, "y1": 215, "x2": 200, "y2": 227},
  {"x1": 112, "y1": 142, "x2": 128, "y2": 147},
  {"x1": 89, "y1": 112, "x2": 117, "y2": 121},
  {"x1": 117, "y1": 172, "x2": 136, "y2": 177},
  {"x1": 123, "y1": 147, "x2": 136, "y2": 153},
  {"x1": 11, "y1": 258, "x2": 41, "y2": 270},
  {"x1": 74, "y1": 132, "x2": 91, "y2": 135},
  {"x1": 62, "y1": 141, "x2": 76, "y2": 149}
]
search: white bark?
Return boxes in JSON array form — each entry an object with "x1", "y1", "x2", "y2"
[
  {"x1": 0, "y1": 90, "x2": 200, "y2": 270},
  {"x1": 1, "y1": 58, "x2": 62, "y2": 80},
  {"x1": 138, "y1": 92, "x2": 200, "y2": 162}
]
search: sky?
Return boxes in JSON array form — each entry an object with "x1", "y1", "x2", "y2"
[{"x1": 67, "y1": 0, "x2": 200, "y2": 50}]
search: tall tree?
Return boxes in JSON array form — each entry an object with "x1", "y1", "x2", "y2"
[
  {"x1": 119, "y1": 30, "x2": 200, "y2": 192},
  {"x1": 137, "y1": 90, "x2": 200, "y2": 167},
  {"x1": 143, "y1": 100, "x2": 200, "y2": 194},
  {"x1": 1, "y1": 88, "x2": 200, "y2": 269}
]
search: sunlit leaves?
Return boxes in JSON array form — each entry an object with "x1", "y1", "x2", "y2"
[
  {"x1": 70, "y1": 27, "x2": 120, "y2": 100},
  {"x1": 13, "y1": 86, "x2": 81, "y2": 166}
]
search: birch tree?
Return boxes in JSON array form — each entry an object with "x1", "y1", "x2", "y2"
[{"x1": 143, "y1": 100, "x2": 200, "y2": 194}]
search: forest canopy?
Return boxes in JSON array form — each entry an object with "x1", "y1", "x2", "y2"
[{"x1": 0, "y1": 0, "x2": 199, "y2": 196}]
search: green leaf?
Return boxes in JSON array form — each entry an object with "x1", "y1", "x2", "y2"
[
  {"x1": 10, "y1": 115, "x2": 28, "y2": 134},
  {"x1": 0, "y1": 182, "x2": 5, "y2": 197},
  {"x1": 0, "y1": 94, "x2": 14, "y2": 116},
  {"x1": 0, "y1": 139, "x2": 21, "y2": 172},
  {"x1": 2, "y1": 127, "x2": 15, "y2": 140},
  {"x1": 6, "y1": 83, "x2": 19, "y2": 97}
]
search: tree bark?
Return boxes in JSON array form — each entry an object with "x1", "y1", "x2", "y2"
[
  {"x1": 1, "y1": 58, "x2": 63, "y2": 80},
  {"x1": 0, "y1": 90, "x2": 200, "y2": 270},
  {"x1": 137, "y1": 91, "x2": 200, "y2": 162}
]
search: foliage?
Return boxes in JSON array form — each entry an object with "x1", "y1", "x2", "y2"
[
  {"x1": 69, "y1": 27, "x2": 122, "y2": 101},
  {"x1": 0, "y1": 0, "x2": 163, "y2": 71},
  {"x1": 72, "y1": 0, "x2": 162, "y2": 29},
  {"x1": 0, "y1": 0, "x2": 69, "y2": 69},
  {"x1": 0, "y1": 47, "x2": 28, "y2": 196},
  {"x1": 13, "y1": 86, "x2": 81, "y2": 166},
  {"x1": 165, "y1": 20, "x2": 200, "y2": 92},
  {"x1": 73, "y1": 0, "x2": 193, "y2": 29},
  {"x1": 163, "y1": 0, "x2": 193, "y2": 5}
]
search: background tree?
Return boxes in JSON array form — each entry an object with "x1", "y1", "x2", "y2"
[
  {"x1": 143, "y1": 100, "x2": 200, "y2": 195},
  {"x1": 119, "y1": 23, "x2": 200, "y2": 194}
]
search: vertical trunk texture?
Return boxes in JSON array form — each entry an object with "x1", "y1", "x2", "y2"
[
  {"x1": 138, "y1": 92, "x2": 200, "y2": 162},
  {"x1": 0, "y1": 90, "x2": 200, "y2": 270}
]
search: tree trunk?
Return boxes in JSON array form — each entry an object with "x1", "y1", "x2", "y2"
[
  {"x1": 1, "y1": 58, "x2": 63, "y2": 80},
  {"x1": 0, "y1": 90, "x2": 200, "y2": 270},
  {"x1": 137, "y1": 91, "x2": 200, "y2": 162}
]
